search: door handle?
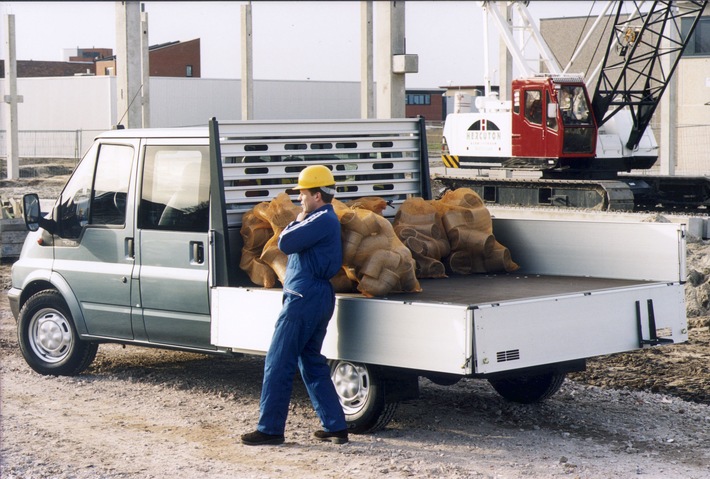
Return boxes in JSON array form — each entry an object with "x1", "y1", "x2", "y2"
[
  {"x1": 125, "y1": 237, "x2": 135, "y2": 259},
  {"x1": 191, "y1": 241, "x2": 204, "y2": 265}
]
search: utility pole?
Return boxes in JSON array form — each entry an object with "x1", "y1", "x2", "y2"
[
  {"x1": 375, "y1": 1, "x2": 418, "y2": 119},
  {"x1": 3, "y1": 14, "x2": 22, "y2": 179},
  {"x1": 241, "y1": 2, "x2": 254, "y2": 120},
  {"x1": 116, "y1": 1, "x2": 143, "y2": 128}
]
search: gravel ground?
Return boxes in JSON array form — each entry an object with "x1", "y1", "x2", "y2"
[
  {"x1": 3, "y1": 267, "x2": 710, "y2": 478},
  {"x1": 2, "y1": 174, "x2": 710, "y2": 478}
]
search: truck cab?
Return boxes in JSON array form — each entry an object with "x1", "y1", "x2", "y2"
[{"x1": 10, "y1": 128, "x2": 217, "y2": 358}]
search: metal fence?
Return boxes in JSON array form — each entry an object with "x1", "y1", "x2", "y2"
[
  {"x1": 676, "y1": 125, "x2": 710, "y2": 175},
  {"x1": 0, "y1": 130, "x2": 103, "y2": 161}
]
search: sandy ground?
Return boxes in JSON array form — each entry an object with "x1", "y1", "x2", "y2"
[{"x1": 2, "y1": 174, "x2": 710, "y2": 478}]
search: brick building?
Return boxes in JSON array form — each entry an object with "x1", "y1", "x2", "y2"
[
  {"x1": 405, "y1": 88, "x2": 446, "y2": 121},
  {"x1": 67, "y1": 47, "x2": 113, "y2": 63},
  {"x1": 0, "y1": 60, "x2": 95, "y2": 78},
  {"x1": 96, "y1": 38, "x2": 201, "y2": 77},
  {"x1": 1, "y1": 39, "x2": 200, "y2": 79}
]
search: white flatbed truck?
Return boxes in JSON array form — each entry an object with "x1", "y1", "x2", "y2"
[{"x1": 10, "y1": 118, "x2": 687, "y2": 433}]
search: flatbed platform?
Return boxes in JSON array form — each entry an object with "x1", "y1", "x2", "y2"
[{"x1": 374, "y1": 273, "x2": 648, "y2": 306}]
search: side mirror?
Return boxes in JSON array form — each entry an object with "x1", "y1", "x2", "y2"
[
  {"x1": 547, "y1": 102, "x2": 558, "y2": 119},
  {"x1": 22, "y1": 193, "x2": 57, "y2": 235},
  {"x1": 23, "y1": 194, "x2": 41, "y2": 232}
]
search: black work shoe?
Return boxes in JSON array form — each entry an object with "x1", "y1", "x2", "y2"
[
  {"x1": 313, "y1": 429, "x2": 349, "y2": 444},
  {"x1": 241, "y1": 430, "x2": 285, "y2": 446}
]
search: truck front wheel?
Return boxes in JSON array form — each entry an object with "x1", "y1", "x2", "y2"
[
  {"x1": 18, "y1": 290, "x2": 98, "y2": 376},
  {"x1": 488, "y1": 372, "x2": 565, "y2": 404},
  {"x1": 330, "y1": 360, "x2": 397, "y2": 434}
]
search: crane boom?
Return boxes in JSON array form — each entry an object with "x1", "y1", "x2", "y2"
[{"x1": 591, "y1": 0, "x2": 707, "y2": 150}]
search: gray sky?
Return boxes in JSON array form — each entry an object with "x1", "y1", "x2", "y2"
[{"x1": 1, "y1": 1, "x2": 611, "y2": 88}]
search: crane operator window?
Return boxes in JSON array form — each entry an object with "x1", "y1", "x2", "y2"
[{"x1": 559, "y1": 86, "x2": 591, "y2": 125}]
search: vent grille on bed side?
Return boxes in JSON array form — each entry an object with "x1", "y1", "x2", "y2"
[{"x1": 496, "y1": 349, "x2": 520, "y2": 362}]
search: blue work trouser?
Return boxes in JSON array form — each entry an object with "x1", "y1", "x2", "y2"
[{"x1": 257, "y1": 282, "x2": 347, "y2": 435}]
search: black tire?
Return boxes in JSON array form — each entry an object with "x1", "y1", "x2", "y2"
[
  {"x1": 17, "y1": 290, "x2": 98, "y2": 376},
  {"x1": 330, "y1": 360, "x2": 398, "y2": 434},
  {"x1": 488, "y1": 372, "x2": 566, "y2": 404},
  {"x1": 426, "y1": 374, "x2": 461, "y2": 386}
]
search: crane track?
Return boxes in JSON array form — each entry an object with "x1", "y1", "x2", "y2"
[{"x1": 432, "y1": 174, "x2": 710, "y2": 215}]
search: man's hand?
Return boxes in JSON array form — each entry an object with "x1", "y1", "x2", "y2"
[{"x1": 296, "y1": 209, "x2": 307, "y2": 222}]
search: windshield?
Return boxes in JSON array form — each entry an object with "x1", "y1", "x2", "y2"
[{"x1": 559, "y1": 86, "x2": 592, "y2": 125}]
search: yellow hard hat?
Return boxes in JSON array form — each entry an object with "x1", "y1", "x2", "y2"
[{"x1": 295, "y1": 165, "x2": 336, "y2": 192}]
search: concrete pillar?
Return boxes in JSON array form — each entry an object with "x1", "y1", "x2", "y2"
[
  {"x1": 140, "y1": 6, "x2": 150, "y2": 128},
  {"x1": 241, "y1": 3, "x2": 254, "y2": 120},
  {"x1": 659, "y1": 15, "x2": 678, "y2": 176},
  {"x1": 116, "y1": 1, "x2": 142, "y2": 128},
  {"x1": 3, "y1": 14, "x2": 22, "y2": 180},
  {"x1": 376, "y1": 1, "x2": 417, "y2": 119},
  {"x1": 360, "y1": 1, "x2": 374, "y2": 119},
  {"x1": 498, "y1": 3, "x2": 513, "y2": 101}
]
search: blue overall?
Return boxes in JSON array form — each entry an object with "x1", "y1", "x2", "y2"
[{"x1": 257, "y1": 203, "x2": 347, "y2": 435}]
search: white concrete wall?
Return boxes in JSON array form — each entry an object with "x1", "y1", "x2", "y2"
[
  {"x1": 254, "y1": 80, "x2": 362, "y2": 119},
  {"x1": 0, "y1": 76, "x2": 362, "y2": 133},
  {"x1": 3, "y1": 76, "x2": 115, "y2": 130},
  {"x1": 148, "y1": 77, "x2": 241, "y2": 127}
]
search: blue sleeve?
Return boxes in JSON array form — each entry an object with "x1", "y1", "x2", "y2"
[{"x1": 278, "y1": 210, "x2": 329, "y2": 254}]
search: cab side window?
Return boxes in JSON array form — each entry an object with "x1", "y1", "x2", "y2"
[
  {"x1": 58, "y1": 143, "x2": 134, "y2": 238},
  {"x1": 546, "y1": 91, "x2": 558, "y2": 131},
  {"x1": 139, "y1": 146, "x2": 210, "y2": 232},
  {"x1": 524, "y1": 90, "x2": 543, "y2": 125},
  {"x1": 90, "y1": 145, "x2": 134, "y2": 226}
]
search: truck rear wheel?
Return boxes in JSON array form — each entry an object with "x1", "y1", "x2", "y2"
[
  {"x1": 18, "y1": 290, "x2": 98, "y2": 376},
  {"x1": 330, "y1": 360, "x2": 397, "y2": 434},
  {"x1": 488, "y1": 372, "x2": 565, "y2": 404}
]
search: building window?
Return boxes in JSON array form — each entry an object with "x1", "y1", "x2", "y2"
[
  {"x1": 682, "y1": 16, "x2": 710, "y2": 56},
  {"x1": 405, "y1": 93, "x2": 431, "y2": 105},
  {"x1": 186, "y1": 65, "x2": 193, "y2": 77}
]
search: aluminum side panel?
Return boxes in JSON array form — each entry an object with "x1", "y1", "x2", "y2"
[
  {"x1": 211, "y1": 287, "x2": 473, "y2": 375},
  {"x1": 492, "y1": 219, "x2": 685, "y2": 282},
  {"x1": 472, "y1": 282, "x2": 686, "y2": 374}
]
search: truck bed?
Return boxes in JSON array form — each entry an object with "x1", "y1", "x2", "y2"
[
  {"x1": 360, "y1": 273, "x2": 647, "y2": 307},
  {"x1": 212, "y1": 218, "x2": 687, "y2": 376}
]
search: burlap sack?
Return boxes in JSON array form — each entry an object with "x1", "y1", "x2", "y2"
[
  {"x1": 392, "y1": 188, "x2": 519, "y2": 276},
  {"x1": 260, "y1": 234, "x2": 288, "y2": 284},
  {"x1": 393, "y1": 197, "x2": 451, "y2": 278},
  {"x1": 344, "y1": 197, "x2": 389, "y2": 215},
  {"x1": 345, "y1": 204, "x2": 420, "y2": 297},
  {"x1": 263, "y1": 192, "x2": 301, "y2": 230},
  {"x1": 240, "y1": 195, "x2": 421, "y2": 297},
  {"x1": 239, "y1": 209, "x2": 277, "y2": 287},
  {"x1": 436, "y1": 188, "x2": 518, "y2": 274}
]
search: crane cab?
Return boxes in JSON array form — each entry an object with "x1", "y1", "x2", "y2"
[{"x1": 511, "y1": 76, "x2": 597, "y2": 170}]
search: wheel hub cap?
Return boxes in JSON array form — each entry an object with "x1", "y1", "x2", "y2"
[{"x1": 32, "y1": 311, "x2": 72, "y2": 362}]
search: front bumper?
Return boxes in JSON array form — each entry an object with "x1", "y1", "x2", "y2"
[{"x1": 7, "y1": 287, "x2": 21, "y2": 320}]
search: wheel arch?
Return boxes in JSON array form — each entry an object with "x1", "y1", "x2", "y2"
[{"x1": 18, "y1": 271, "x2": 87, "y2": 335}]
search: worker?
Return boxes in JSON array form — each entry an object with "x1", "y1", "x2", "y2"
[{"x1": 241, "y1": 164, "x2": 349, "y2": 446}]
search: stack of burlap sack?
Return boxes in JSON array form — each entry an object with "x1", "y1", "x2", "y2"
[
  {"x1": 393, "y1": 188, "x2": 518, "y2": 277},
  {"x1": 239, "y1": 188, "x2": 517, "y2": 297}
]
